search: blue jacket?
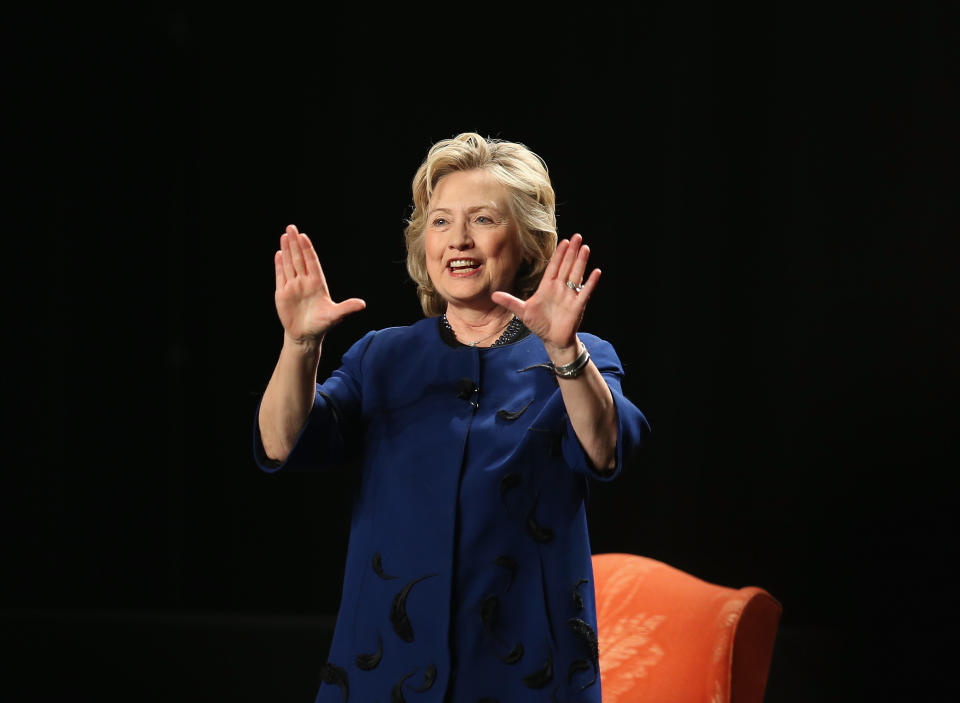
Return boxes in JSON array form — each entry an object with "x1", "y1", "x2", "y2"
[{"x1": 254, "y1": 317, "x2": 649, "y2": 702}]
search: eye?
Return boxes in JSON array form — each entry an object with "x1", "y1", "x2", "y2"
[
  {"x1": 475, "y1": 215, "x2": 493, "y2": 224},
  {"x1": 432, "y1": 217, "x2": 448, "y2": 227}
]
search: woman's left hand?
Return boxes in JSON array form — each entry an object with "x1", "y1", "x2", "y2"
[{"x1": 491, "y1": 233, "x2": 601, "y2": 362}]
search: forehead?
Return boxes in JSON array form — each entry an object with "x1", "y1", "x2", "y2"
[{"x1": 429, "y1": 169, "x2": 509, "y2": 210}]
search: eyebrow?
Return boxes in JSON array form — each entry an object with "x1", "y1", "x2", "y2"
[{"x1": 427, "y1": 205, "x2": 504, "y2": 216}]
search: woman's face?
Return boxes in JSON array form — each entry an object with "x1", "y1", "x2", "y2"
[{"x1": 424, "y1": 169, "x2": 525, "y2": 311}]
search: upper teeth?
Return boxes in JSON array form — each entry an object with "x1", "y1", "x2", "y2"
[{"x1": 449, "y1": 259, "x2": 478, "y2": 267}]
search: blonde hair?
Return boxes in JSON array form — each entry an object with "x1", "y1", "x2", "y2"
[{"x1": 404, "y1": 132, "x2": 558, "y2": 317}]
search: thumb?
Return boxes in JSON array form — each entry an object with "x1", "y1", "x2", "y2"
[
  {"x1": 333, "y1": 298, "x2": 367, "y2": 321},
  {"x1": 491, "y1": 291, "x2": 524, "y2": 318}
]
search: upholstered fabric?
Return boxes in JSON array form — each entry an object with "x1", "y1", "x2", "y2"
[{"x1": 593, "y1": 553, "x2": 781, "y2": 703}]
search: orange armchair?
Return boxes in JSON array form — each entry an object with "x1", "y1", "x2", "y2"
[{"x1": 593, "y1": 553, "x2": 781, "y2": 703}]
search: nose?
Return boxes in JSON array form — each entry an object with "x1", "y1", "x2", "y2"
[{"x1": 449, "y1": 220, "x2": 474, "y2": 250}]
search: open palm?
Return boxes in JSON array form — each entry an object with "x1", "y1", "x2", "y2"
[
  {"x1": 491, "y1": 233, "x2": 601, "y2": 355},
  {"x1": 274, "y1": 224, "x2": 366, "y2": 343}
]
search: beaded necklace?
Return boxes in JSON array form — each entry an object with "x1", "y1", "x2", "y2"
[{"x1": 441, "y1": 313, "x2": 526, "y2": 347}]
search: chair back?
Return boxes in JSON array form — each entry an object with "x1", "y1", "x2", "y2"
[{"x1": 592, "y1": 553, "x2": 781, "y2": 703}]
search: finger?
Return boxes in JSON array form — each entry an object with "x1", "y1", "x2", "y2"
[
  {"x1": 280, "y1": 233, "x2": 297, "y2": 281},
  {"x1": 543, "y1": 238, "x2": 570, "y2": 281},
  {"x1": 298, "y1": 232, "x2": 327, "y2": 284},
  {"x1": 286, "y1": 223, "x2": 300, "y2": 236},
  {"x1": 577, "y1": 268, "x2": 602, "y2": 302},
  {"x1": 287, "y1": 229, "x2": 308, "y2": 277},
  {"x1": 557, "y1": 233, "x2": 582, "y2": 284},
  {"x1": 491, "y1": 290, "x2": 527, "y2": 318},
  {"x1": 567, "y1": 243, "x2": 590, "y2": 287},
  {"x1": 274, "y1": 250, "x2": 286, "y2": 290}
]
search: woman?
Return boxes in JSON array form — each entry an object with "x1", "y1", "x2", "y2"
[{"x1": 255, "y1": 133, "x2": 649, "y2": 702}]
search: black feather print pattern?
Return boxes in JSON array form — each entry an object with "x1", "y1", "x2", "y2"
[
  {"x1": 390, "y1": 670, "x2": 416, "y2": 703},
  {"x1": 525, "y1": 494, "x2": 555, "y2": 544},
  {"x1": 499, "y1": 473, "x2": 521, "y2": 506},
  {"x1": 571, "y1": 578, "x2": 589, "y2": 611},
  {"x1": 522, "y1": 648, "x2": 554, "y2": 689},
  {"x1": 567, "y1": 618, "x2": 599, "y2": 663},
  {"x1": 493, "y1": 555, "x2": 518, "y2": 591},
  {"x1": 408, "y1": 664, "x2": 437, "y2": 692},
  {"x1": 496, "y1": 398, "x2": 534, "y2": 421},
  {"x1": 354, "y1": 631, "x2": 382, "y2": 671},
  {"x1": 525, "y1": 426, "x2": 563, "y2": 458},
  {"x1": 372, "y1": 552, "x2": 398, "y2": 580},
  {"x1": 390, "y1": 573, "x2": 437, "y2": 642},
  {"x1": 497, "y1": 642, "x2": 524, "y2": 664},
  {"x1": 483, "y1": 559, "x2": 526, "y2": 665},
  {"x1": 318, "y1": 662, "x2": 349, "y2": 703},
  {"x1": 517, "y1": 361, "x2": 557, "y2": 374},
  {"x1": 567, "y1": 618, "x2": 600, "y2": 689},
  {"x1": 480, "y1": 595, "x2": 499, "y2": 633},
  {"x1": 567, "y1": 658, "x2": 592, "y2": 684}
]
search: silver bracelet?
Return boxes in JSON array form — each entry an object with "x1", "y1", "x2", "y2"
[{"x1": 553, "y1": 343, "x2": 590, "y2": 379}]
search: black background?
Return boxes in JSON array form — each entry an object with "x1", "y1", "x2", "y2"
[{"x1": 4, "y1": 4, "x2": 957, "y2": 702}]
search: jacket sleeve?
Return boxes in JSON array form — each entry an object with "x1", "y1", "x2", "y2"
[
  {"x1": 560, "y1": 335, "x2": 650, "y2": 482},
  {"x1": 252, "y1": 330, "x2": 377, "y2": 473}
]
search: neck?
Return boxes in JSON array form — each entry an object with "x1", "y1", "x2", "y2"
[{"x1": 444, "y1": 303, "x2": 515, "y2": 347}]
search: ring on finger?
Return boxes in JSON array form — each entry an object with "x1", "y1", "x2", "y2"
[{"x1": 566, "y1": 280, "x2": 584, "y2": 293}]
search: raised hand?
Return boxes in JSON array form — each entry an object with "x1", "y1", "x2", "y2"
[
  {"x1": 491, "y1": 233, "x2": 601, "y2": 360},
  {"x1": 274, "y1": 224, "x2": 366, "y2": 344}
]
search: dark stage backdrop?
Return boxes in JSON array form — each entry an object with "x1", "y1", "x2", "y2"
[{"x1": 5, "y1": 5, "x2": 956, "y2": 702}]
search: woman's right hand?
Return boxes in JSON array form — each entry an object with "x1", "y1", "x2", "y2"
[{"x1": 274, "y1": 224, "x2": 366, "y2": 346}]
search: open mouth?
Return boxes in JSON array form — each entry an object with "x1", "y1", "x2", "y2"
[{"x1": 447, "y1": 258, "x2": 482, "y2": 275}]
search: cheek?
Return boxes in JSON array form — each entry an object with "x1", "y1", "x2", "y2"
[
  {"x1": 494, "y1": 235, "x2": 522, "y2": 267},
  {"x1": 489, "y1": 229, "x2": 519, "y2": 257},
  {"x1": 424, "y1": 233, "x2": 443, "y2": 264},
  {"x1": 426, "y1": 235, "x2": 448, "y2": 280}
]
